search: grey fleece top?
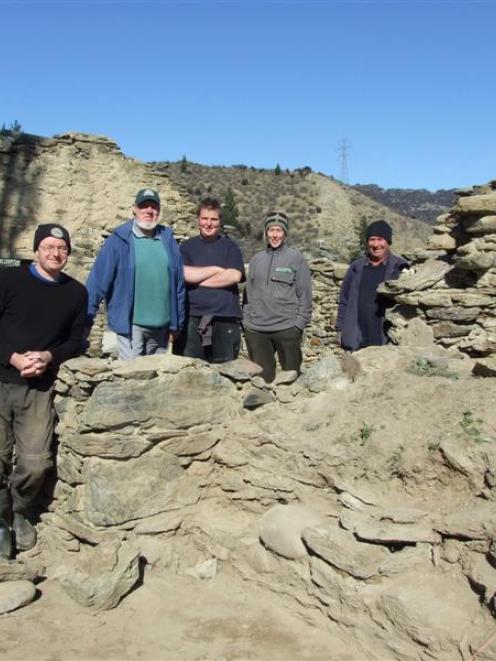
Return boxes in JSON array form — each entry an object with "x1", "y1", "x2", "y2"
[{"x1": 243, "y1": 244, "x2": 312, "y2": 332}]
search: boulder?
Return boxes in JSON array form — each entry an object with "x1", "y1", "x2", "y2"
[
  {"x1": 0, "y1": 580, "x2": 36, "y2": 614},
  {"x1": 56, "y1": 542, "x2": 140, "y2": 610},
  {"x1": 300, "y1": 356, "x2": 343, "y2": 392},
  {"x1": 243, "y1": 389, "x2": 275, "y2": 409},
  {"x1": 259, "y1": 504, "x2": 327, "y2": 560}
]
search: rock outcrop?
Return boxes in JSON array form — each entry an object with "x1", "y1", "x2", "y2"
[{"x1": 0, "y1": 131, "x2": 195, "y2": 281}]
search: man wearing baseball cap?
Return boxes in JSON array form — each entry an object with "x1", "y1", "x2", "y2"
[
  {"x1": 242, "y1": 212, "x2": 312, "y2": 382},
  {"x1": 337, "y1": 219, "x2": 408, "y2": 351},
  {"x1": 0, "y1": 224, "x2": 87, "y2": 558},
  {"x1": 86, "y1": 188, "x2": 185, "y2": 359}
]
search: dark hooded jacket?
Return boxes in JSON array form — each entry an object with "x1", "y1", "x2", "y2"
[{"x1": 336, "y1": 253, "x2": 408, "y2": 351}]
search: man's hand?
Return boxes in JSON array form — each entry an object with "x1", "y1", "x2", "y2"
[{"x1": 10, "y1": 351, "x2": 52, "y2": 377}]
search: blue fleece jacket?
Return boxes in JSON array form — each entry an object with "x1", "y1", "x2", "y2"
[{"x1": 86, "y1": 220, "x2": 185, "y2": 336}]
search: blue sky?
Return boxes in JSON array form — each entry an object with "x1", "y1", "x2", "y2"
[{"x1": 1, "y1": 0, "x2": 495, "y2": 190}]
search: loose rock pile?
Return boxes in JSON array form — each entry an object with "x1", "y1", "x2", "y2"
[
  {"x1": 2, "y1": 350, "x2": 494, "y2": 660},
  {"x1": 382, "y1": 181, "x2": 496, "y2": 359}
]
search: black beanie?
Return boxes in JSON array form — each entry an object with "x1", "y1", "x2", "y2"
[
  {"x1": 33, "y1": 224, "x2": 71, "y2": 254},
  {"x1": 366, "y1": 220, "x2": 392, "y2": 244}
]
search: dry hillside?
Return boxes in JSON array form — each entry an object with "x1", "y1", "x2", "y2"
[{"x1": 154, "y1": 160, "x2": 432, "y2": 260}]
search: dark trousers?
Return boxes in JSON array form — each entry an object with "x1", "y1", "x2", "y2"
[
  {"x1": 0, "y1": 382, "x2": 54, "y2": 522},
  {"x1": 182, "y1": 316, "x2": 241, "y2": 364},
  {"x1": 244, "y1": 326, "x2": 302, "y2": 383}
]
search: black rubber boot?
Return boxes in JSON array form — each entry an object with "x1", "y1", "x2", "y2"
[
  {"x1": 0, "y1": 520, "x2": 12, "y2": 560},
  {"x1": 13, "y1": 513, "x2": 37, "y2": 551}
]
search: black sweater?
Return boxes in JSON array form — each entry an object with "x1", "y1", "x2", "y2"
[{"x1": 0, "y1": 266, "x2": 88, "y2": 385}]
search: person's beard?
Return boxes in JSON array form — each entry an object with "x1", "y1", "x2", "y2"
[{"x1": 136, "y1": 219, "x2": 158, "y2": 231}]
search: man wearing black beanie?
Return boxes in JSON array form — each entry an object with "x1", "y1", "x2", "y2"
[
  {"x1": 336, "y1": 220, "x2": 408, "y2": 351},
  {"x1": 0, "y1": 224, "x2": 87, "y2": 559}
]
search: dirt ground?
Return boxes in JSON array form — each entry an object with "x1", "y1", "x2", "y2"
[{"x1": 0, "y1": 567, "x2": 356, "y2": 661}]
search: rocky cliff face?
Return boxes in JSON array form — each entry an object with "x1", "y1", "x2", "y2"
[{"x1": 0, "y1": 131, "x2": 195, "y2": 281}]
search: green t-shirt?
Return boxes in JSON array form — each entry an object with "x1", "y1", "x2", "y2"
[{"x1": 132, "y1": 235, "x2": 170, "y2": 327}]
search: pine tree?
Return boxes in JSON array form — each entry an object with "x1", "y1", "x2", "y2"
[
  {"x1": 274, "y1": 163, "x2": 281, "y2": 175},
  {"x1": 222, "y1": 187, "x2": 239, "y2": 228}
]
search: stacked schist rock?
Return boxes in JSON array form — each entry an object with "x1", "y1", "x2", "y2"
[
  {"x1": 380, "y1": 180, "x2": 496, "y2": 355},
  {"x1": 303, "y1": 259, "x2": 347, "y2": 360}
]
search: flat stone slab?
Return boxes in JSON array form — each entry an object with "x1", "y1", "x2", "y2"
[
  {"x1": 0, "y1": 560, "x2": 39, "y2": 583},
  {"x1": 82, "y1": 369, "x2": 236, "y2": 431},
  {"x1": 303, "y1": 521, "x2": 390, "y2": 579},
  {"x1": 134, "y1": 510, "x2": 183, "y2": 535},
  {"x1": 82, "y1": 450, "x2": 184, "y2": 526},
  {"x1": 158, "y1": 431, "x2": 221, "y2": 456},
  {"x1": 274, "y1": 370, "x2": 298, "y2": 385},
  {"x1": 0, "y1": 580, "x2": 36, "y2": 614},
  {"x1": 354, "y1": 520, "x2": 440, "y2": 544},
  {"x1": 434, "y1": 507, "x2": 496, "y2": 540},
  {"x1": 379, "y1": 258, "x2": 451, "y2": 294},
  {"x1": 378, "y1": 507, "x2": 429, "y2": 524},
  {"x1": 64, "y1": 433, "x2": 154, "y2": 459},
  {"x1": 217, "y1": 358, "x2": 263, "y2": 381},
  {"x1": 473, "y1": 357, "x2": 496, "y2": 377}
]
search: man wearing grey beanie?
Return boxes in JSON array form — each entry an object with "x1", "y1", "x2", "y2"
[{"x1": 337, "y1": 220, "x2": 408, "y2": 351}]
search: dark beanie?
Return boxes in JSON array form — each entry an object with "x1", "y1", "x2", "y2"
[
  {"x1": 265, "y1": 211, "x2": 289, "y2": 234},
  {"x1": 366, "y1": 220, "x2": 392, "y2": 244},
  {"x1": 33, "y1": 224, "x2": 72, "y2": 254}
]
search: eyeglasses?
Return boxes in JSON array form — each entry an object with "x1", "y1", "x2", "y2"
[{"x1": 38, "y1": 245, "x2": 69, "y2": 255}]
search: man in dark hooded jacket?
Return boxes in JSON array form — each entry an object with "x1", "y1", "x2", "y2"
[{"x1": 337, "y1": 220, "x2": 408, "y2": 351}]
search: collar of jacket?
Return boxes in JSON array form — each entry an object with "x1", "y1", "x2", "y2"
[
  {"x1": 265, "y1": 243, "x2": 289, "y2": 254},
  {"x1": 114, "y1": 219, "x2": 167, "y2": 243}
]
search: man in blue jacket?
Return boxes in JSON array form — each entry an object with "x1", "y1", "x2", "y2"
[
  {"x1": 86, "y1": 189, "x2": 185, "y2": 359},
  {"x1": 337, "y1": 220, "x2": 408, "y2": 351}
]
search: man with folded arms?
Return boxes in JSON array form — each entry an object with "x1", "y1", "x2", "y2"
[{"x1": 179, "y1": 197, "x2": 245, "y2": 363}]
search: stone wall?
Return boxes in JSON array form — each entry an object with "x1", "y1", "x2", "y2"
[
  {"x1": 382, "y1": 181, "x2": 496, "y2": 358},
  {"x1": 8, "y1": 352, "x2": 493, "y2": 660}
]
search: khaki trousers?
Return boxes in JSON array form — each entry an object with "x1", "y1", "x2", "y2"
[{"x1": 0, "y1": 382, "x2": 54, "y2": 521}]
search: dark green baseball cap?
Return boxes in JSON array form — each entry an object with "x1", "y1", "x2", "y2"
[{"x1": 135, "y1": 188, "x2": 161, "y2": 206}]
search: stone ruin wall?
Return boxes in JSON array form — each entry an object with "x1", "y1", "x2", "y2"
[
  {"x1": 383, "y1": 180, "x2": 496, "y2": 363},
  {"x1": 5, "y1": 352, "x2": 494, "y2": 661}
]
